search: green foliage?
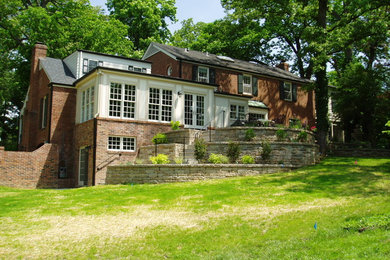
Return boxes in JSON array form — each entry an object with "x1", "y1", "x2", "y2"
[
  {"x1": 149, "y1": 153, "x2": 170, "y2": 164},
  {"x1": 170, "y1": 121, "x2": 180, "y2": 130},
  {"x1": 297, "y1": 131, "x2": 308, "y2": 142},
  {"x1": 244, "y1": 128, "x2": 255, "y2": 141},
  {"x1": 134, "y1": 159, "x2": 144, "y2": 164},
  {"x1": 194, "y1": 138, "x2": 207, "y2": 163},
  {"x1": 276, "y1": 128, "x2": 287, "y2": 141},
  {"x1": 174, "y1": 157, "x2": 183, "y2": 164},
  {"x1": 261, "y1": 141, "x2": 272, "y2": 160},
  {"x1": 107, "y1": 0, "x2": 176, "y2": 51},
  {"x1": 227, "y1": 142, "x2": 241, "y2": 163},
  {"x1": 289, "y1": 119, "x2": 302, "y2": 129},
  {"x1": 152, "y1": 133, "x2": 168, "y2": 144},
  {"x1": 383, "y1": 121, "x2": 390, "y2": 135},
  {"x1": 208, "y1": 153, "x2": 229, "y2": 164},
  {"x1": 241, "y1": 155, "x2": 255, "y2": 164}
]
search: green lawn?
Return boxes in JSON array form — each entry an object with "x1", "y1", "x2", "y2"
[{"x1": 1, "y1": 157, "x2": 390, "y2": 259}]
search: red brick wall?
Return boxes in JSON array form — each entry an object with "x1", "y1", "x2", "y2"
[
  {"x1": 147, "y1": 52, "x2": 181, "y2": 77},
  {"x1": 94, "y1": 118, "x2": 171, "y2": 185},
  {"x1": 256, "y1": 78, "x2": 315, "y2": 126},
  {"x1": 0, "y1": 144, "x2": 73, "y2": 189},
  {"x1": 146, "y1": 52, "x2": 315, "y2": 126}
]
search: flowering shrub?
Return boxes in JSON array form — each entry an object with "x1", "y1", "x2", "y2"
[{"x1": 310, "y1": 126, "x2": 317, "y2": 132}]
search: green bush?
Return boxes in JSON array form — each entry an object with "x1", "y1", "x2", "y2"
[
  {"x1": 149, "y1": 154, "x2": 170, "y2": 164},
  {"x1": 208, "y1": 153, "x2": 229, "y2": 164},
  {"x1": 245, "y1": 128, "x2": 256, "y2": 141},
  {"x1": 194, "y1": 138, "x2": 207, "y2": 162},
  {"x1": 261, "y1": 141, "x2": 272, "y2": 160},
  {"x1": 276, "y1": 128, "x2": 288, "y2": 141},
  {"x1": 227, "y1": 142, "x2": 241, "y2": 163},
  {"x1": 152, "y1": 133, "x2": 168, "y2": 144},
  {"x1": 289, "y1": 119, "x2": 302, "y2": 129},
  {"x1": 241, "y1": 155, "x2": 255, "y2": 164},
  {"x1": 170, "y1": 121, "x2": 180, "y2": 130},
  {"x1": 297, "y1": 131, "x2": 308, "y2": 142},
  {"x1": 174, "y1": 157, "x2": 183, "y2": 164}
]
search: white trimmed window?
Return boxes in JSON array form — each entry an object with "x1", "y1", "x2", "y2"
[
  {"x1": 198, "y1": 67, "x2": 209, "y2": 83},
  {"x1": 128, "y1": 65, "x2": 147, "y2": 73},
  {"x1": 108, "y1": 136, "x2": 136, "y2": 151},
  {"x1": 243, "y1": 75, "x2": 252, "y2": 94},
  {"x1": 109, "y1": 82, "x2": 136, "y2": 119},
  {"x1": 283, "y1": 82, "x2": 293, "y2": 101},
  {"x1": 148, "y1": 88, "x2": 173, "y2": 122},
  {"x1": 83, "y1": 59, "x2": 103, "y2": 74},
  {"x1": 80, "y1": 86, "x2": 95, "y2": 123},
  {"x1": 230, "y1": 105, "x2": 245, "y2": 120}
]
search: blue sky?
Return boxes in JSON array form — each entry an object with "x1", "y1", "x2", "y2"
[{"x1": 89, "y1": 0, "x2": 226, "y2": 32}]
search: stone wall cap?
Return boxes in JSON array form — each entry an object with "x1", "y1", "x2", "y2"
[{"x1": 110, "y1": 163, "x2": 294, "y2": 169}]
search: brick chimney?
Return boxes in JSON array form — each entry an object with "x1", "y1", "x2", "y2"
[
  {"x1": 29, "y1": 43, "x2": 48, "y2": 87},
  {"x1": 276, "y1": 61, "x2": 289, "y2": 71}
]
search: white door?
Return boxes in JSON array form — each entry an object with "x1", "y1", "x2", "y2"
[{"x1": 184, "y1": 94, "x2": 205, "y2": 128}]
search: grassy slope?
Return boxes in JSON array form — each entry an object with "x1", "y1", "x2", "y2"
[{"x1": 0, "y1": 157, "x2": 389, "y2": 259}]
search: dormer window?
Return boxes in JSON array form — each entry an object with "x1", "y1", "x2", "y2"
[
  {"x1": 83, "y1": 59, "x2": 103, "y2": 74},
  {"x1": 128, "y1": 65, "x2": 147, "y2": 73}
]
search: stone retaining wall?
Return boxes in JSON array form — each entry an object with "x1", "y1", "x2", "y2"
[
  {"x1": 206, "y1": 127, "x2": 316, "y2": 143},
  {"x1": 207, "y1": 142, "x2": 319, "y2": 166},
  {"x1": 138, "y1": 143, "x2": 185, "y2": 162},
  {"x1": 106, "y1": 164, "x2": 293, "y2": 185}
]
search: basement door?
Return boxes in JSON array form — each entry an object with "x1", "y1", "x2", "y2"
[
  {"x1": 184, "y1": 94, "x2": 205, "y2": 128},
  {"x1": 79, "y1": 147, "x2": 89, "y2": 186}
]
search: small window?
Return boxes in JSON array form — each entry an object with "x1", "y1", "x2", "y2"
[
  {"x1": 40, "y1": 95, "x2": 48, "y2": 129},
  {"x1": 108, "y1": 136, "x2": 136, "y2": 152},
  {"x1": 198, "y1": 67, "x2": 209, "y2": 83},
  {"x1": 243, "y1": 75, "x2": 252, "y2": 94},
  {"x1": 98, "y1": 61, "x2": 103, "y2": 67},
  {"x1": 284, "y1": 82, "x2": 292, "y2": 101},
  {"x1": 142, "y1": 68, "x2": 147, "y2": 73},
  {"x1": 167, "y1": 66, "x2": 172, "y2": 76},
  {"x1": 230, "y1": 105, "x2": 245, "y2": 120},
  {"x1": 83, "y1": 59, "x2": 88, "y2": 73},
  {"x1": 128, "y1": 65, "x2": 134, "y2": 71},
  {"x1": 133, "y1": 67, "x2": 142, "y2": 72},
  {"x1": 88, "y1": 60, "x2": 97, "y2": 72},
  {"x1": 249, "y1": 113, "x2": 265, "y2": 121}
]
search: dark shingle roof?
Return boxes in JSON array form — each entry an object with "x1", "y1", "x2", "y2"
[
  {"x1": 150, "y1": 42, "x2": 311, "y2": 84},
  {"x1": 40, "y1": 57, "x2": 76, "y2": 85}
]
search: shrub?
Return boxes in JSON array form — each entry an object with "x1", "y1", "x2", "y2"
[
  {"x1": 261, "y1": 141, "x2": 272, "y2": 160},
  {"x1": 245, "y1": 128, "x2": 256, "y2": 141},
  {"x1": 170, "y1": 121, "x2": 180, "y2": 130},
  {"x1": 227, "y1": 142, "x2": 241, "y2": 163},
  {"x1": 276, "y1": 128, "x2": 287, "y2": 141},
  {"x1": 174, "y1": 157, "x2": 183, "y2": 164},
  {"x1": 289, "y1": 119, "x2": 302, "y2": 129},
  {"x1": 194, "y1": 138, "x2": 207, "y2": 162},
  {"x1": 208, "y1": 153, "x2": 229, "y2": 164},
  {"x1": 134, "y1": 159, "x2": 144, "y2": 164},
  {"x1": 297, "y1": 131, "x2": 308, "y2": 142},
  {"x1": 152, "y1": 133, "x2": 168, "y2": 144},
  {"x1": 149, "y1": 154, "x2": 170, "y2": 164},
  {"x1": 241, "y1": 155, "x2": 255, "y2": 164}
]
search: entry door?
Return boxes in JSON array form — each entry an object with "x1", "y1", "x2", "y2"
[
  {"x1": 184, "y1": 94, "x2": 205, "y2": 128},
  {"x1": 79, "y1": 147, "x2": 89, "y2": 186}
]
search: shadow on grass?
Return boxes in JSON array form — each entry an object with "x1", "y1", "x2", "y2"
[{"x1": 262, "y1": 158, "x2": 390, "y2": 199}]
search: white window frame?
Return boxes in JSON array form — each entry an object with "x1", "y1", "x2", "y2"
[
  {"x1": 148, "y1": 88, "x2": 173, "y2": 122},
  {"x1": 83, "y1": 59, "x2": 103, "y2": 74},
  {"x1": 284, "y1": 82, "x2": 293, "y2": 101},
  {"x1": 243, "y1": 74, "x2": 252, "y2": 95},
  {"x1": 108, "y1": 82, "x2": 136, "y2": 119},
  {"x1": 198, "y1": 66, "x2": 209, "y2": 83},
  {"x1": 230, "y1": 104, "x2": 246, "y2": 120},
  {"x1": 128, "y1": 65, "x2": 147, "y2": 73},
  {"x1": 80, "y1": 86, "x2": 95, "y2": 123},
  {"x1": 107, "y1": 136, "x2": 136, "y2": 152}
]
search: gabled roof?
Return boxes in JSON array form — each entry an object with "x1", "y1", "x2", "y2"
[
  {"x1": 40, "y1": 57, "x2": 76, "y2": 86},
  {"x1": 144, "y1": 42, "x2": 311, "y2": 84}
]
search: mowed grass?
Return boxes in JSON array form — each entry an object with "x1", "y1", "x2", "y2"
[{"x1": 0, "y1": 157, "x2": 390, "y2": 259}]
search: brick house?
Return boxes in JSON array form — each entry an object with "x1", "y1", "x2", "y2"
[
  {"x1": 143, "y1": 42, "x2": 315, "y2": 126},
  {"x1": 2, "y1": 42, "x2": 315, "y2": 188}
]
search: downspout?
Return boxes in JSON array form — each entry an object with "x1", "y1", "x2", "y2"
[
  {"x1": 179, "y1": 58, "x2": 182, "y2": 78},
  {"x1": 48, "y1": 85, "x2": 53, "y2": 143},
  {"x1": 92, "y1": 117, "x2": 97, "y2": 186}
]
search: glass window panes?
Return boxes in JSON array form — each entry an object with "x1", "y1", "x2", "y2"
[
  {"x1": 123, "y1": 84, "x2": 136, "y2": 118},
  {"x1": 161, "y1": 90, "x2": 172, "y2": 122},
  {"x1": 88, "y1": 60, "x2": 98, "y2": 72},
  {"x1": 243, "y1": 75, "x2": 251, "y2": 85},
  {"x1": 198, "y1": 67, "x2": 208, "y2": 83},
  {"x1": 249, "y1": 113, "x2": 265, "y2": 121},
  {"x1": 108, "y1": 136, "x2": 121, "y2": 150},
  {"x1": 148, "y1": 88, "x2": 160, "y2": 120},
  {"x1": 196, "y1": 96, "x2": 204, "y2": 126},
  {"x1": 284, "y1": 82, "x2": 292, "y2": 101},
  {"x1": 184, "y1": 94, "x2": 193, "y2": 125},
  {"x1": 238, "y1": 106, "x2": 245, "y2": 119},
  {"x1": 230, "y1": 105, "x2": 237, "y2": 119},
  {"x1": 80, "y1": 86, "x2": 95, "y2": 123},
  {"x1": 109, "y1": 83, "x2": 122, "y2": 117},
  {"x1": 122, "y1": 137, "x2": 135, "y2": 151}
]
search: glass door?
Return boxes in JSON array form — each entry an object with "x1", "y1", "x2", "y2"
[{"x1": 184, "y1": 94, "x2": 205, "y2": 128}]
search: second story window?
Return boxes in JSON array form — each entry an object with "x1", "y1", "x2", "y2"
[
  {"x1": 83, "y1": 59, "x2": 103, "y2": 74},
  {"x1": 279, "y1": 81, "x2": 297, "y2": 102},
  {"x1": 109, "y1": 83, "x2": 136, "y2": 119},
  {"x1": 243, "y1": 75, "x2": 252, "y2": 94},
  {"x1": 192, "y1": 65, "x2": 216, "y2": 84},
  {"x1": 80, "y1": 86, "x2": 95, "y2": 123},
  {"x1": 128, "y1": 65, "x2": 148, "y2": 73}
]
